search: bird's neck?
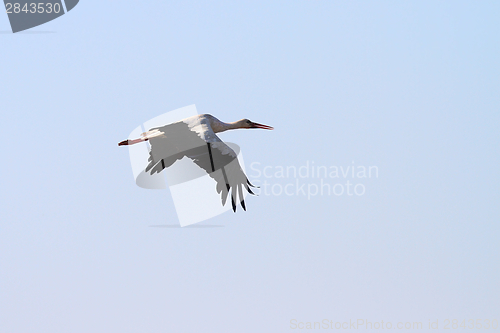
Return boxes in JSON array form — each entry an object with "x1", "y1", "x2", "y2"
[{"x1": 212, "y1": 120, "x2": 240, "y2": 133}]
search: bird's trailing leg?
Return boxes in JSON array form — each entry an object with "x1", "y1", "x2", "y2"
[
  {"x1": 118, "y1": 138, "x2": 148, "y2": 146},
  {"x1": 118, "y1": 129, "x2": 165, "y2": 146}
]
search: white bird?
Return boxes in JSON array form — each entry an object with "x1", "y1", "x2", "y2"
[{"x1": 119, "y1": 114, "x2": 273, "y2": 212}]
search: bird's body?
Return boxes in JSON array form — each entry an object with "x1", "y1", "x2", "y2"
[{"x1": 119, "y1": 114, "x2": 273, "y2": 212}]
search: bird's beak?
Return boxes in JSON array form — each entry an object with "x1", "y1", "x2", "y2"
[{"x1": 251, "y1": 122, "x2": 274, "y2": 130}]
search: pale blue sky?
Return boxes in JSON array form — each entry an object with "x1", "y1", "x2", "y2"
[{"x1": 1, "y1": 1, "x2": 499, "y2": 332}]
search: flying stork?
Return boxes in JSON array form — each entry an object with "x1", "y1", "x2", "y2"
[{"x1": 119, "y1": 114, "x2": 273, "y2": 212}]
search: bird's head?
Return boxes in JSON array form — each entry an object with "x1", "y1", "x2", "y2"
[{"x1": 237, "y1": 119, "x2": 274, "y2": 130}]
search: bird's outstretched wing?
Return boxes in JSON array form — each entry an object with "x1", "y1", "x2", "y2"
[
  {"x1": 144, "y1": 121, "x2": 206, "y2": 175},
  {"x1": 189, "y1": 140, "x2": 257, "y2": 212}
]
